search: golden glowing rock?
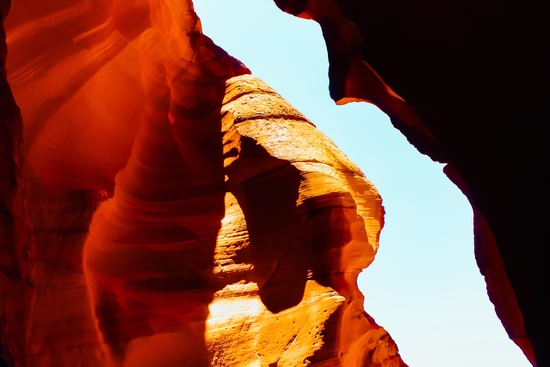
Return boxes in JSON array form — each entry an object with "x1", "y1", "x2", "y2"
[{"x1": 1, "y1": 0, "x2": 405, "y2": 366}]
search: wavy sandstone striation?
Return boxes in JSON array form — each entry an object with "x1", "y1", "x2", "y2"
[{"x1": 0, "y1": 0, "x2": 405, "y2": 366}]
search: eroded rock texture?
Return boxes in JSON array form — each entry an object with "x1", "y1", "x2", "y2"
[
  {"x1": 0, "y1": 1, "x2": 405, "y2": 366},
  {"x1": 274, "y1": 0, "x2": 549, "y2": 365}
]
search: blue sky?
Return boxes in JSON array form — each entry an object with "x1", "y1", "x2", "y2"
[{"x1": 193, "y1": 1, "x2": 532, "y2": 366}]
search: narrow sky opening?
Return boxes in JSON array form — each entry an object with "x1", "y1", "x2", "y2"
[{"x1": 194, "y1": 1, "x2": 532, "y2": 366}]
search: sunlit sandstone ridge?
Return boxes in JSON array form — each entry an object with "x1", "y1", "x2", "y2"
[{"x1": 0, "y1": 0, "x2": 405, "y2": 366}]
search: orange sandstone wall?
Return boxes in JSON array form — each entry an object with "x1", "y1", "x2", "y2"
[
  {"x1": 1, "y1": 1, "x2": 34, "y2": 365},
  {"x1": 0, "y1": 1, "x2": 405, "y2": 366}
]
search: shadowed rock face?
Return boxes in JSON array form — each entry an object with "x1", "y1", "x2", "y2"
[
  {"x1": 274, "y1": 0, "x2": 548, "y2": 365},
  {"x1": 0, "y1": 1, "x2": 405, "y2": 366}
]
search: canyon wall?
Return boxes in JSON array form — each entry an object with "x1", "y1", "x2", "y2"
[
  {"x1": 273, "y1": 0, "x2": 549, "y2": 365},
  {"x1": 2, "y1": 0, "x2": 547, "y2": 365},
  {"x1": 1, "y1": 1, "x2": 406, "y2": 366}
]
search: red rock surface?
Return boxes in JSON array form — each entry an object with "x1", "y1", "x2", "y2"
[
  {"x1": 4, "y1": 0, "x2": 547, "y2": 365},
  {"x1": 0, "y1": 1, "x2": 406, "y2": 366}
]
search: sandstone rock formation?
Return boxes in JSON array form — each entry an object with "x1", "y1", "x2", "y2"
[
  {"x1": 0, "y1": 1, "x2": 405, "y2": 366},
  {"x1": 273, "y1": 0, "x2": 549, "y2": 365}
]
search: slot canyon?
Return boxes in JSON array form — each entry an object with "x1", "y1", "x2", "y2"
[{"x1": 0, "y1": 0, "x2": 548, "y2": 366}]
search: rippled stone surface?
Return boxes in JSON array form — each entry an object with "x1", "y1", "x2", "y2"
[{"x1": 0, "y1": 1, "x2": 405, "y2": 366}]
